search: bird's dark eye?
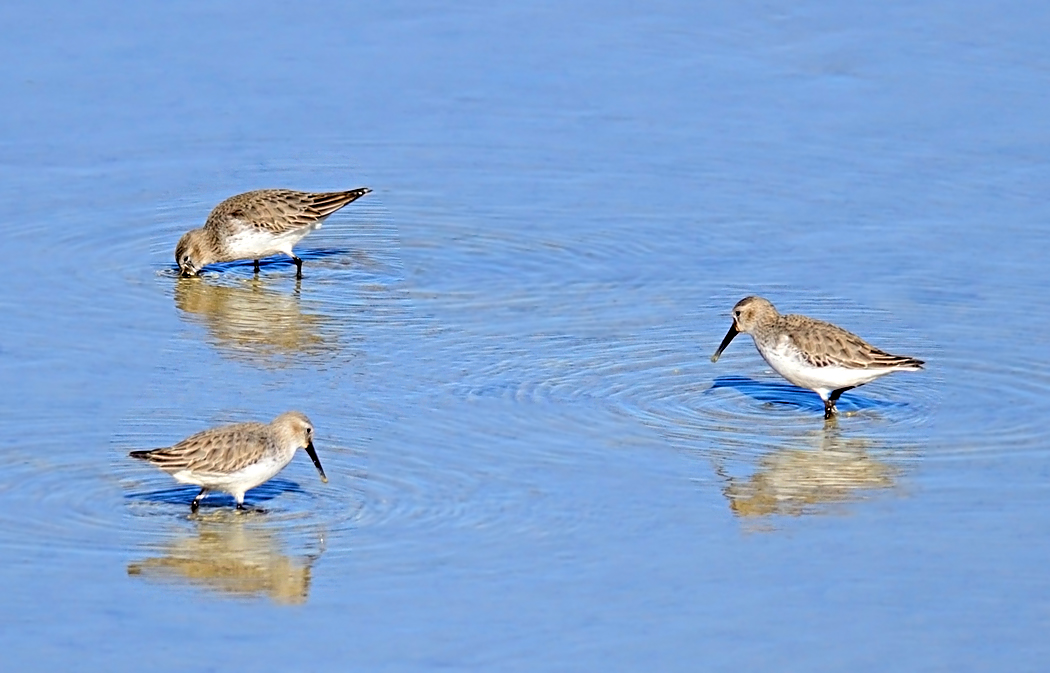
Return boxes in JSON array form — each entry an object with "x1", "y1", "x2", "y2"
[
  {"x1": 182, "y1": 255, "x2": 190, "y2": 263},
  {"x1": 306, "y1": 427, "x2": 313, "y2": 436},
  {"x1": 734, "y1": 310, "x2": 741, "y2": 317}
]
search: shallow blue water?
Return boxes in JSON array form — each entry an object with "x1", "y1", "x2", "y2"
[{"x1": 1, "y1": 1, "x2": 1049, "y2": 670}]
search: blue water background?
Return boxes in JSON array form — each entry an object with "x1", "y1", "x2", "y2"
[{"x1": 1, "y1": 1, "x2": 1048, "y2": 670}]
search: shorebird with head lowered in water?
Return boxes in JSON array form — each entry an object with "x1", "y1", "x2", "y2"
[
  {"x1": 175, "y1": 187, "x2": 371, "y2": 278},
  {"x1": 711, "y1": 296, "x2": 924, "y2": 418}
]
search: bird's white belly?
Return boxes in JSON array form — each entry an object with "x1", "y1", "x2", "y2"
[
  {"x1": 172, "y1": 453, "x2": 292, "y2": 496},
  {"x1": 757, "y1": 340, "x2": 884, "y2": 399},
  {"x1": 225, "y1": 222, "x2": 319, "y2": 259}
]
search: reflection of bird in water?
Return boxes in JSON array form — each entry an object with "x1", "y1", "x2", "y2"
[
  {"x1": 127, "y1": 514, "x2": 323, "y2": 605},
  {"x1": 174, "y1": 276, "x2": 334, "y2": 363},
  {"x1": 717, "y1": 419, "x2": 899, "y2": 518}
]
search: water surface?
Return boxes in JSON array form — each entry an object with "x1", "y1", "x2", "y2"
[{"x1": 1, "y1": 1, "x2": 1049, "y2": 671}]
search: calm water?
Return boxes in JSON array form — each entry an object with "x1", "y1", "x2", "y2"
[{"x1": 2, "y1": 1, "x2": 1049, "y2": 670}]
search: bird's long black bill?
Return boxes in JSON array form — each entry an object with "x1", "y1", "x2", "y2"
[
  {"x1": 711, "y1": 323, "x2": 740, "y2": 363},
  {"x1": 304, "y1": 440, "x2": 328, "y2": 483}
]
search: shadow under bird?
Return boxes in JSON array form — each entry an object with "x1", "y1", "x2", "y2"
[
  {"x1": 129, "y1": 411, "x2": 327, "y2": 512},
  {"x1": 176, "y1": 187, "x2": 371, "y2": 278},
  {"x1": 711, "y1": 296, "x2": 924, "y2": 418}
]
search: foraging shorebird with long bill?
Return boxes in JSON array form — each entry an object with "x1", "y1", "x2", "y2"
[
  {"x1": 176, "y1": 187, "x2": 371, "y2": 278},
  {"x1": 130, "y1": 411, "x2": 328, "y2": 512},
  {"x1": 711, "y1": 296, "x2": 923, "y2": 418}
]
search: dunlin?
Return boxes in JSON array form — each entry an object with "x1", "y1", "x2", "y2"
[
  {"x1": 711, "y1": 296, "x2": 924, "y2": 418},
  {"x1": 130, "y1": 411, "x2": 328, "y2": 512},
  {"x1": 176, "y1": 187, "x2": 371, "y2": 278}
]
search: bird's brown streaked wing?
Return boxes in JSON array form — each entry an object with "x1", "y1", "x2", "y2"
[
  {"x1": 864, "y1": 351, "x2": 924, "y2": 369},
  {"x1": 138, "y1": 423, "x2": 271, "y2": 475},
  {"x1": 224, "y1": 188, "x2": 371, "y2": 235},
  {"x1": 785, "y1": 317, "x2": 923, "y2": 370},
  {"x1": 303, "y1": 188, "x2": 372, "y2": 218}
]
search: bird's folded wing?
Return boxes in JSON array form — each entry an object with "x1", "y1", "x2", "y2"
[
  {"x1": 787, "y1": 320, "x2": 919, "y2": 370},
  {"x1": 144, "y1": 424, "x2": 270, "y2": 474},
  {"x1": 230, "y1": 189, "x2": 369, "y2": 234}
]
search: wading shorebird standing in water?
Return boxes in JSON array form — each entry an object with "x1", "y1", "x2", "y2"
[
  {"x1": 711, "y1": 296, "x2": 924, "y2": 419},
  {"x1": 130, "y1": 411, "x2": 328, "y2": 512},
  {"x1": 175, "y1": 187, "x2": 371, "y2": 278}
]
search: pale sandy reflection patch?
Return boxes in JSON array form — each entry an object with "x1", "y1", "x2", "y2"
[
  {"x1": 174, "y1": 276, "x2": 336, "y2": 364},
  {"x1": 127, "y1": 514, "x2": 324, "y2": 605},
  {"x1": 716, "y1": 419, "x2": 902, "y2": 519}
]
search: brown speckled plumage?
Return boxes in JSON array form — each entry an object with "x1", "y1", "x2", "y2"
[
  {"x1": 206, "y1": 188, "x2": 371, "y2": 236},
  {"x1": 711, "y1": 296, "x2": 924, "y2": 418},
  {"x1": 771, "y1": 313, "x2": 924, "y2": 370},
  {"x1": 176, "y1": 187, "x2": 371, "y2": 278},
  {"x1": 133, "y1": 421, "x2": 277, "y2": 475},
  {"x1": 130, "y1": 411, "x2": 327, "y2": 511}
]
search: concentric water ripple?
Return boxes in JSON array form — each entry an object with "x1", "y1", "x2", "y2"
[
  {"x1": 417, "y1": 280, "x2": 937, "y2": 437},
  {"x1": 107, "y1": 392, "x2": 652, "y2": 574},
  {"x1": 401, "y1": 278, "x2": 943, "y2": 521},
  {"x1": 0, "y1": 164, "x2": 426, "y2": 571},
  {"x1": 0, "y1": 439, "x2": 135, "y2": 561},
  {"x1": 332, "y1": 395, "x2": 651, "y2": 556}
]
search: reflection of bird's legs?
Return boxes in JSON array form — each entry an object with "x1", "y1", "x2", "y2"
[
  {"x1": 253, "y1": 259, "x2": 261, "y2": 274},
  {"x1": 191, "y1": 488, "x2": 209, "y2": 512},
  {"x1": 292, "y1": 256, "x2": 303, "y2": 279},
  {"x1": 822, "y1": 413, "x2": 840, "y2": 430},
  {"x1": 825, "y1": 387, "x2": 856, "y2": 419},
  {"x1": 712, "y1": 460, "x2": 735, "y2": 502}
]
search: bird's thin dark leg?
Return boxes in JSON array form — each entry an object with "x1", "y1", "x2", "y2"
[
  {"x1": 191, "y1": 488, "x2": 208, "y2": 512},
  {"x1": 828, "y1": 387, "x2": 855, "y2": 404},
  {"x1": 825, "y1": 387, "x2": 856, "y2": 419},
  {"x1": 292, "y1": 256, "x2": 303, "y2": 279},
  {"x1": 253, "y1": 259, "x2": 261, "y2": 274}
]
